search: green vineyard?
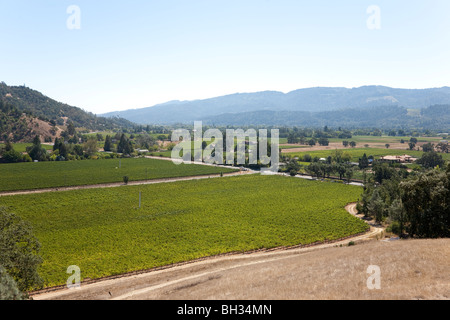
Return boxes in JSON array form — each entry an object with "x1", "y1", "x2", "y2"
[
  {"x1": 0, "y1": 157, "x2": 237, "y2": 192},
  {"x1": 0, "y1": 174, "x2": 368, "y2": 287}
]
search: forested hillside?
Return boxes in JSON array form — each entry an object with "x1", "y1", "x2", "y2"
[
  {"x1": 101, "y1": 86, "x2": 450, "y2": 124},
  {"x1": 0, "y1": 82, "x2": 135, "y2": 131},
  {"x1": 202, "y1": 105, "x2": 450, "y2": 130}
]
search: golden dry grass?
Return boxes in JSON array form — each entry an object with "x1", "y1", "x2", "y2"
[{"x1": 148, "y1": 239, "x2": 449, "y2": 300}]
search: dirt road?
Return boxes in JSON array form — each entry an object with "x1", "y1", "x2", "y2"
[{"x1": 0, "y1": 170, "x2": 254, "y2": 197}]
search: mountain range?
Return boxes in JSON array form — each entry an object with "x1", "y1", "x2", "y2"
[
  {"x1": 2, "y1": 83, "x2": 450, "y2": 135},
  {"x1": 101, "y1": 86, "x2": 450, "y2": 127}
]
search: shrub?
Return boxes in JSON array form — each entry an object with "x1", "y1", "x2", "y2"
[
  {"x1": 386, "y1": 221, "x2": 402, "y2": 236},
  {"x1": 22, "y1": 154, "x2": 32, "y2": 163},
  {"x1": 0, "y1": 266, "x2": 26, "y2": 300},
  {"x1": 2, "y1": 150, "x2": 24, "y2": 163}
]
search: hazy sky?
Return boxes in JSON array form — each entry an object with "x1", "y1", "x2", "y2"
[{"x1": 1, "y1": 0, "x2": 450, "y2": 114}]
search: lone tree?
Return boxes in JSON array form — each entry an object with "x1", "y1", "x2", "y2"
[
  {"x1": 417, "y1": 151, "x2": 445, "y2": 169},
  {"x1": 83, "y1": 138, "x2": 99, "y2": 156},
  {"x1": 104, "y1": 135, "x2": 113, "y2": 152},
  {"x1": 400, "y1": 166, "x2": 450, "y2": 238},
  {"x1": 359, "y1": 153, "x2": 369, "y2": 170},
  {"x1": 286, "y1": 159, "x2": 301, "y2": 176},
  {"x1": 27, "y1": 135, "x2": 48, "y2": 161},
  {"x1": 318, "y1": 138, "x2": 329, "y2": 146},
  {"x1": 117, "y1": 134, "x2": 134, "y2": 155},
  {"x1": 421, "y1": 143, "x2": 434, "y2": 153},
  {"x1": 67, "y1": 122, "x2": 76, "y2": 136},
  {"x1": 368, "y1": 189, "x2": 385, "y2": 222},
  {"x1": 345, "y1": 167, "x2": 354, "y2": 184}
]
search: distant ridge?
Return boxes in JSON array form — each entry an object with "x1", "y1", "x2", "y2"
[
  {"x1": 202, "y1": 105, "x2": 450, "y2": 130},
  {"x1": 100, "y1": 86, "x2": 450, "y2": 126}
]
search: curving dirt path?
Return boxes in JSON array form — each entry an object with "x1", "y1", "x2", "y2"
[{"x1": 31, "y1": 202, "x2": 384, "y2": 300}]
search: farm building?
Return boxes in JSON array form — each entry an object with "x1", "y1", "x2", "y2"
[{"x1": 379, "y1": 154, "x2": 417, "y2": 163}]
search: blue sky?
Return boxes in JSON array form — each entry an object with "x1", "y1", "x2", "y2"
[{"x1": 1, "y1": 0, "x2": 450, "y2": 114}]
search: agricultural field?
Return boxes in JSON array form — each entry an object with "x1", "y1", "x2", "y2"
[
  {"x1": 0, "y1": 157, "x2": 237, "y2": 192},
  {"x1": 0, "y1": 142, "x2": 53, "y2": 153},
  {"x1": 280, "y1": 135, "x2": 449, "y2": 157},
  {"x1": 326, "y1": 135, "x2": 444, "y2": 144},
  {"x1": 0, "y1": 174, "x2": 368, "y2": 287},
  {"x1": 279, "y1": 145, "x2": 308, "y2": 150},
  {"x1": 286, "y1": 147, "x2": 450, "y2": 162}
]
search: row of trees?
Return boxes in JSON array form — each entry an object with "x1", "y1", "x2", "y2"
[
  {"x1": 1, "y1": 130, "x2": 164, "y2": 163},
  {"x1": 285, "y1": 127, "x2": 353, "y2": 144},
  {"x1": 305, "y1": 162, "x2": 355, "y2": 182},
  {"x1": 342, "y1": 140, "x2": 357, "y2": 148},
  {"x1": 283, "y1": 149, "x2": 357, "y2": 182}
]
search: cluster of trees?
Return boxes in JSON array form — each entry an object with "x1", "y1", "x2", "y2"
[
  {"x1": 342, "y1": 140, "x2": 357, "y2": 148},
  {"x1": 0, "y1": 207, "x2": 43, "y2": 299},
  {"x1": 400, "y1": 137, "x2": 420, "y2": 150},
  {"x1": 0, "y1": 136, "x2": 55, "y2": 163},
  {"x1": 104, "y1": 133, "x2": 159, "y2": 154},
  {"x1": 358, "y1": 163, "x2": 449, "y2": 238},
  {"x1": 284, "y1": 149, "x2": 357, "y2": 182},
  {"x1": 1, "y1": 130, "x2": 163, "y2": 164},
  {"x1": 0, "y1": 142, "x2": 32, "y2": 163},
  {"x1": 116, "y1": 134, "x2": 134, "y2": 154},
  {"x1": 285, "y1": 127, "x2": 352, "y2": 144},
  {"x1": 305, "y1": 161, "x2": 355, "y2": 182},
  {"x1": 416, "y1": 151, "x2": 445, "y2": 169},
  {"x1": 421, "y1": 142, "x2": 449, "y2": 153}
]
